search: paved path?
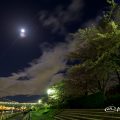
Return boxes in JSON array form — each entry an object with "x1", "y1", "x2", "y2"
[{"x1": 55, "y1": 109, "x2": 120, "y2": 120}]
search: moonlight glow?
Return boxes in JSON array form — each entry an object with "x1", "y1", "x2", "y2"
[
  {"x1": 21, "y1": 29, "x2": 25, "y2": 33},
  {"x1": 20, "y1": 28, "x2": 26, "y2": 38}
]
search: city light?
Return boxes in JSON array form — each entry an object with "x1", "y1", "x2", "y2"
[{"x1": 38, "y1": 99, "x2": 42, "y2": 104}]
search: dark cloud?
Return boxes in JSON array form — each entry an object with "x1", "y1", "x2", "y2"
[
  {"x1": 39, "y1": 0, "x2": 83, "y2": 34},
  {"x1": 16, "y1": 76, "x2": 32, "y2": 81}
]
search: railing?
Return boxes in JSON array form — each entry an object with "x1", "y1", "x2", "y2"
[{"x1": 0, "y1": 110, "x2": 32, "y2": 120}]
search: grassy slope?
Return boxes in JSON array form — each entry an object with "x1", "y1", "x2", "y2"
[{"x1": 31, "y1": 109, "x2": 61, "y2": 120}]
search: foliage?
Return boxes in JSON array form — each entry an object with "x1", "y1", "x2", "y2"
[
  {"x1": 31, "y1": 109, "x2": 61, "y2": 120},
  {"x1": 47, "y1": 81, "x2": 66, "y2": 108},
  {"x1": 106, "y1": 94, "x2": 120, "y2": 106},
  {"x1": 43, "y1": 0, "x2": 120, "y2": 109},
  {"x1": 66, "y1": 0, "x2": 120, "y2": 96}
]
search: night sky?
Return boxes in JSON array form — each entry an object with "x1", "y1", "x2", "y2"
[{"x1": 0, "y1": 0, "x2": 111, "y2": 99}]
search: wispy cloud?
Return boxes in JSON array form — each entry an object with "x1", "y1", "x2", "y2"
[
  {"x1": 0, "y1": 39, "x2": 77, "y2": 97},
  {"x1": 39, "y1": 0, "x2": 84, "y2": 34}
]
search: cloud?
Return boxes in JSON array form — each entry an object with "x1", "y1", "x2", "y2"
[
  {"x1": 50, "y1": 73, "x2": 64, "y2": 85},
  {"x1": 0, "y1": 35, "x2": 78, "y2": 97},
  {"x1": 0, "y1": 0, "x2": 85, "y2": 98},
  {"x1": 39, "y1": 0, "x2": 84, "y2": 34},
  {"x1": 0, "y1": 39, "x2": 77, "y2": 97}
]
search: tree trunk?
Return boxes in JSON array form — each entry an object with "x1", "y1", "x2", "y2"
[
  {"x1": 85, "y1": 80, "x2": 88, "y2": 96},
  {"x1": 116, "y1": 70, "x2": 120, "y2": 85}
]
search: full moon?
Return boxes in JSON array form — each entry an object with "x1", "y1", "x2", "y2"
[
  {"x1": 20, "y1": 28, "x2": 26, "y2": 38},
  {"x1": 21, "y1": 28, "x2": 25, "y2": 33}
]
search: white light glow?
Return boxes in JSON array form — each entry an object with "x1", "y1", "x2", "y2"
[
  {"x1": 20, "y1": 32, "x2": 25, "y2": 37},
  {"x1": 38, "y1": 99, "x2": 42, "y2": 104},
  {"x1": 20, "y1": 28, "x2": 26, "y2": 38},
  {"x1": 47, "y1": 89, "x2": 55, "y2": 95},
  {"x1": 21, "y1": 28, "x2": 25, "y2": 33}
]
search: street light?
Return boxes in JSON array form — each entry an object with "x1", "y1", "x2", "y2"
[
  {"x1": 47, "y1": 88, "x2": 59, "y2": 99},
  {"x1": 47, "y1": 89, "x2": 55, "y2": 95}
]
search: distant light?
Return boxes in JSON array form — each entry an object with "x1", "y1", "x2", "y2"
[{"x1": 38, "y1": 100, "x2": 42, "y2": 104}]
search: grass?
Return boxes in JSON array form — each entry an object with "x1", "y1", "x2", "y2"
[{"x1": 31, "y1": 108, "x2": 61, "y2": 120}]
